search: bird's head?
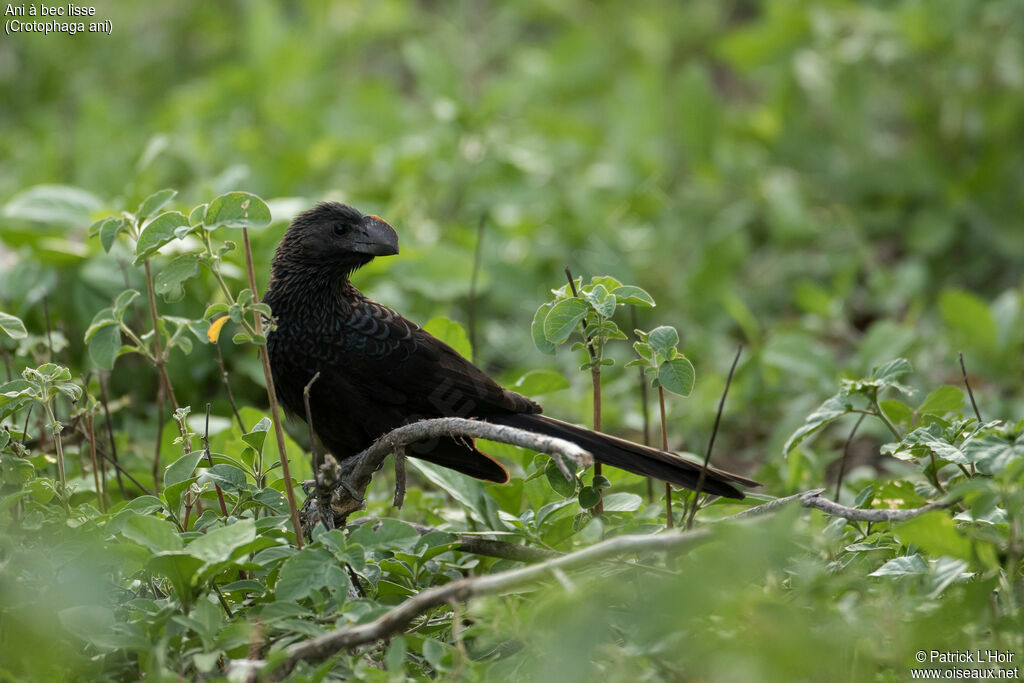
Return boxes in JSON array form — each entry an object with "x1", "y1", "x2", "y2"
[{"x1": 273, "y1": 202, "x2": 399, "y2": 277}]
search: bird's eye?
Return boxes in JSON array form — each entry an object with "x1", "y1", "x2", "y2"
[{"x1": 333, "y1": 223, "x2": 347, "y2": 236}]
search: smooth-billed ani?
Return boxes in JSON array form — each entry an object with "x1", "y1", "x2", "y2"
[{"x1": 265, "y1": 202, "x2": 757, "y2": 498}]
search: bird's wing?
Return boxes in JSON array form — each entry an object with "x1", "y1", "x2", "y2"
[{"x1": 326, "y1": 297, "x2": 541, "y2": 418}]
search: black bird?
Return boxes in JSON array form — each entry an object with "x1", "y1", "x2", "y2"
[{"x1": 265, "y1": 203, "x2": 758, "y2": 498}]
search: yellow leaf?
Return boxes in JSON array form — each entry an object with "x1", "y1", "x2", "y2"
[{"x1": 207, "y1": 315, "x2": 229, "y2": 343}]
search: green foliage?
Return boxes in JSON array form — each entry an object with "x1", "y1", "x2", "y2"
[
  {"x1": 535, "y1": 275, "x2": 653, "y2": 371},
  {"x1": 630, "y1": 325, "x2": 696, "y2": 397},
  {"x1": 3, "y1": 1, "x2": 1024, "y2": 679}
]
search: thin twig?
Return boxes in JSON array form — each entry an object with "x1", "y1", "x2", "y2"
[
  {"x1": 215, "y1": 340, "x2": 246, "y2": 432},
  {"x1": 659, "y1": 386, "x2": 672, "y2": 528},
  {"x1": 303, "y1": 372, "x2": 322, "y2": 474},
  {"x1": 20, "y1": 404, "x2": 32, "y2": 445},
  {"x1": 242, "y1": 226, "x2": 304, "y2": 550},
  {"x1": 467, "y1": 213, "x2": 485, "y2": 364},
  {"x1": 93, "y1": 442, "x2": 154, "y2": 496},
  {"x1": 248, "y1": 526, "x2": 712, "y2": 678},
  {"x1": 143, "y1": 259, "x2": 179, "y2": 411},
  {"x1": 85, "y1": 412, "x2": 104, "y2": 513},
  {"x1": 152, "y1": 382, "x2": 164, "y2": 492},
  {"x1": 98, "y1": 373, "x2": 126, "y2": 498},
  {"x1": 565, "y1": 266, "x2": 603, "y2": 514},
  {"x1": 686, "y1": 345, "x2": 742, "y2": 530},
  {"x1": 834, "y1": 413, "x2": 866, "y2": 502},
  {"x1": 632, "y1": 308, "x2": 654, "y2": 503},
  {"x1": 958, "y1": 351, "x2": 982, "y2": 477},
  {"x1": 204, "y1": 403, "x2": 230, "y2": 518},
  {"x1": 958, "y1": 351, "x2": 983, "y2": 423}
]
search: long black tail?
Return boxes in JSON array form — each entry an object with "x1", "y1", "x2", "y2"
[{"x1": 488, "y1": 413, "x2": 758, "y2": 499}]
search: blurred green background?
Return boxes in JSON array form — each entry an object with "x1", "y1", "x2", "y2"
[
  {"x1": 2, "y1": 0, "x2": 1023, "y2": 487},
  {"x1": 3, "y1": 2, "x2": 1024, "y2": 680}
]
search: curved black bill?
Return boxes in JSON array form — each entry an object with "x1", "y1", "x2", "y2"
[{"x1": 352, "y1": 214, "x2": 399, "y2": 256}]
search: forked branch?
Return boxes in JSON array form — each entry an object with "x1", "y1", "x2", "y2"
[{"x1": 303, "y1": 417, "x2": 594, "y2": 527}]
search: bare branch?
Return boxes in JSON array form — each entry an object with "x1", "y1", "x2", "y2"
[
  {"x1": 304, "y1": 417, "x2": 594, "y2": 528},
  {"x1": 240, "y1": 525, "x2": 711, "y2": 678},
  {"x1": 722, "y1": 488, "x2": 952, "y2": 523}
]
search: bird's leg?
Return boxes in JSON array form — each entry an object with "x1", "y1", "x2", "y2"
[{"x1": 393, "y1": 447, "x2": 408, "y2": 509}]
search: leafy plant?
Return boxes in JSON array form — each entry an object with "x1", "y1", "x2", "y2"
[
  {"x1": 534, "y1": 274, "x2": 654, "y2": 513},
  {"x1": 629, "y1": 325, "x2": 696, "y2": 527}
]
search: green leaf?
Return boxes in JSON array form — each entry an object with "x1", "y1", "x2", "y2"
[
  {"x1": 137, "y1": 189, "x2": 178, "y2": 219},
  {"x1": 189, "y1": 203, "x2": 208, "y2": 226},
  {"x1": 197, "y1": 464, "x2": 247, "y2": 492},
  {"x1": 967, "y1": 435, "x2": 1024, "y2": 474},
  {"x1": 658, "y1": 357, "x2": 695, "y2": 397},
  {"x1": 423, "y1": 317, "x2": 472, "y2": 359},
  {"x1": 602, "y1": 492, "x2": 643, "y2": 512},
  {"x1": 578, "y1": 485, "x2": 601, "y2": 509},
  {"x1": 58, "y1": 606, "x2": 115, "y2": 646},
  {"x1": 275, "y1": 547, "x2": 349, "y2": 602},
  {"x1": 185, "y1": 519, "x2": 256, "y2": 563},
  {"x1": 512, "y1": 369, "x2": 569, "y2": 396},
  {"x1": 95, "y1": 217, "x2": 129, "y2": 252},
  {"x1": 242, "y1": 417, "x2": 272, "y2": 454},
  {"x1": 204, "y1": 303, "x2": 230, "y2": 320},
  {"x1": 0, "y1": 379, "x2": 34, "y2": 408},
  {"x1": 88, "y1": 323, "x2": 122, "y2": 370},
  {"x1": 543, "y1": 298, "x2": 588, "y2": 343},
  {"x1": 134, "y1": 211, "x2": 190, "y2": 264},
  {"x1": 928, "y1": 557, "x2": 970, "y2": 598},
  {"x1": 422, "y1": 639, "x2": 451, "y2": 672},
  {"x1": 84, "y1": 308, "x2": 117, "y2": 344},
  {"x1": 408, "y1": 460, "x2": 506, "y2": 530},
  {"x1": 347, "y1": 519, "x2": 421, "y2": 552},
  {"x1": 583, "y1": 284, "x2": 616, "y2": 318},
  {"x1": 154, "y1": 254, "x2": 200, "y2": 303},
  {"x1": 895, "y1": 511, "x2": 971, "y2": 560},
  {"x1": 589, "y1": 275, "x2": 623, "y2": 290},
  {"x1": 149, "y1": 552, "x2": 204, "y2": 607},
  {"x1": 164, "y1": 450, "x2": 206, "y2": 490},
  {"x1": 385, "y1": 637, "x2": 407, "y2": 673},
  {"x1": 613, "y1": 285, "x2": 655, "y2": 307},
  {"x1": 56, "y1": 381, "x2": 82, "y2": 402},
  {"x1": 879, "y1": 399, "x2": 913, "y2": 427},
  {"x1": 545, "y1": 460, "x2": 577, "y2": 498},
  {"x1": 648, "y1": 325, "x2": 680, "y2": 359},
  {"x1": 633, "y1": 341, "x2": 652, "y2": 363},
  {"x1": 870, "y1": 358, "x2": 913, "y2": 389},
  {"x1": 3, "y1": 184, "x2": 102, "y2": 225},
  {"x1": 783, "y1": 391, "x2": 853, "y2": 454},
  {"x1": 918, "y1": 386, "x2": 964, "y2": 416},
  {"x1": 869, "y1": 554, "x2": 929, "y2": 577},
  {"x1": 901, "y1": 425, "x2": 969, "y2": 465},
  {"x1": 532, "y1": 302, "x2": 556, "y2": 355},
  {"x1": 113, "y1": 289, "x2": 141, "y2": 318},
  {"x1": 121, "y1": 514, "x2": 184, "y2": 552},
  {"x1": 204, "y1": 192, "x2": 272, "y2": 229},
  {"x1": 0, "y1": 312, "x2": 27, "y2": 340}
]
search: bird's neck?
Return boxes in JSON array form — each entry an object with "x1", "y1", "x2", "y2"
[{"x1": 264, "y1": 265, "x2": 363, "y2": 320}]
